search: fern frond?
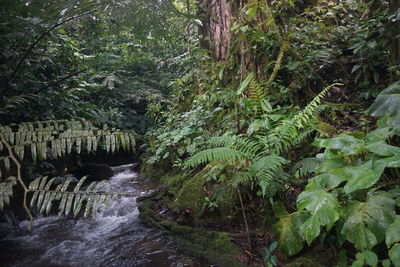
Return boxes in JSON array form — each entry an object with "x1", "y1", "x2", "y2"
[
  {"x1": 292, "y1": 157, "x2": 323, "y2": 178},
  {"x1": 207, "y1": 135, "x2": 262, "y2": 157},
  {"x1": 207, "y1": 135, "x2": 238, "y2": 148},
  {"x1": 28, "y1": 176, "x2": 117, "y2": 218},
  {"x1": 232, "y1": 170, "x2": 255, "y2": 187},
  {"x1": 185, "y1": 147, "x2": 247, "y2": 168},
  {"x1": 0, "y1": 176, "x2": 17, "y2": 211},
  {"x1": 252, "y1": 156, "x2": 288, "y2": 196},
  {"x1": 266, "y1": 83, "x2": 340, "y2": 154},
  {"x1": 0, "y1": 119, "x2": 136, "y2": 161},
  {"x1": 0, "y1": 94, "x2": 37, "y2": 116}
]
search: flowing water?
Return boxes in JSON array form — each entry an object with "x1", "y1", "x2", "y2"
[{"x1": 0, "y1": 165, "x2": 208, "y2": 267}]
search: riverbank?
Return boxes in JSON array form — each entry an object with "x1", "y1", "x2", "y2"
[{"x1": 137, "y1": 171, "x2": 332, "y2": 267}]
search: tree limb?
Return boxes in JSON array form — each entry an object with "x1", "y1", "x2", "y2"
[{"x1": 33, "y1": 68, "x2": 87, "y2": 94}]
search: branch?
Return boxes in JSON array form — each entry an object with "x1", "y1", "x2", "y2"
[
  {"x1": 33, "y1": 68, "x2": 87, "y2": 94},
  {"x1": 8, "y1": 11, "x2": 91, "y2": 83},
  {"x1": 0, "y1": 134, "x2": 34, "y2": 229}
]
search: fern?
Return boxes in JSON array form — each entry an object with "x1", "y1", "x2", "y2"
[
  {"x1": 29, "y1": 176, "x2": 117, "y2": 218},
  {"x1": 265, "y1": 83, "x2": 340, "y2": 154},
  {"x1": 0, "y1": 176, "x2": 17, "y2": 211},
  {"x1": 292, "y1": 157, "x2": 323, "y2": 179},
  {"x1": 0, "y1": 119, "x2": 136, "y2": 224},
  {"x1": 186, "y1": 147, "x2": 246, "y2": 168},
  {"x1": 0, "y1": 119, "x2": 136, "y2": 162},
  {"x1": 0, "y1": 94, "x2": 37, "y2": 116},
  {"x1": 185, "y1": 135, "x2": 287, "y2": 196}
]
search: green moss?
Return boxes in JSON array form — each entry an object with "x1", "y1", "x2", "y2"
[
  {"x1": 138, "y1": 192, "x2": 246, "y2": 267},
  {"x1": 171, "y1": 173, "x2": 206, "y2": 219}
]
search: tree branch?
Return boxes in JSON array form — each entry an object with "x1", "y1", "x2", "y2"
[{"x1": 33, "y1": 68, "x2": 87, "y2": 94}]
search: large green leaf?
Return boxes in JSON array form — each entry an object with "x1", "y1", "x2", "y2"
[
  {"x1": 364, "y1": 128, "x2": 391, "y2": 143},
  {"x1": 297, "y1": 189, "x2": 341, "y2": 244},
  {"x1": 365, "y1": 141, "x2": 400, "y2": 156},
  {"x1": 313, "y1": 134, "x2": 364, "y2": 155},
  {"x1": 273, "y1": 210, "x2": 307, "y2": 256},
  {"x1": 368, "y1": 81, "x2": 400, "y2": 117},
  {"x1": 343, "y1": 161, "x2": 385, "y2": 194},
  {"x1": 342, "y1": 191, "x2": 395, "y2": 250},
  {"x1": 306, "y1": 167, "x2": 349, "y2": 190},
  {"x1": 236, "y1": 72, "x2": 254, "y2": 95},
  {"x1": 386, "y1": 215, "x2": 400, "y2": 247},
  {"x1": 389, "y1": 244, "x2": 400, "y2": 267}
]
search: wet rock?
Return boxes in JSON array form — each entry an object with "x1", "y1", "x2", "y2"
[{"x1": 80, "y1": 163, "x2": 114, "y2": 181}]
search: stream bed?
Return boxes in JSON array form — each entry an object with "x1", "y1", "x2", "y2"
[{"x1": 0, "y1": 164, "x2": 209, "y2": 267}]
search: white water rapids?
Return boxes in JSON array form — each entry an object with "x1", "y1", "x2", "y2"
[{"x1": 0, "y1": 165, "x2": 207, "y2": 266}]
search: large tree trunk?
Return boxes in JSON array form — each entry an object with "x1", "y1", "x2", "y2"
[
  {"x1": 388, "y1": 0, "x2": 400, "y2": 82},
  {"x1": 199, "y1": 0, "x2": 232, "y2": 61}
]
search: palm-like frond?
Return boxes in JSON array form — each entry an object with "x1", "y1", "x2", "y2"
[
  {"x1": 0, "y1": 176, "x2": 17, "y2": 211},
  {"x1": 0, "y1": 119, "x2": 136, "y2": 162},
  {"x1": 29, "y1": 176, "x2": 117, "y2": 217},
  {"x1": 0, "y1": 119, "x2": 136, "y2": 221}
]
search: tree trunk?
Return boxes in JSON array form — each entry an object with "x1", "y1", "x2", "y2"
[
  {"x1": 199, "y1": 0, "x2": 232, "y2": 61},
  {"x1": 388, "y1": 0, "x2": 400, "y2": 82}
]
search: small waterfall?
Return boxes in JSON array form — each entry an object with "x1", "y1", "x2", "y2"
[{"x1": 0, "y1": 165, "x2": 206, "y2": 267}]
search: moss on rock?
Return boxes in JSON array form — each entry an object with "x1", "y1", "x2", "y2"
[
  {"x1": 170, "y1": 172, "x2": 206, "y2": 220},
  {"x1": 138, "y1": 191, "x2": 248, "y2": 267}
]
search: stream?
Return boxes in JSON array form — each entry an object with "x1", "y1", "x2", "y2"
[{"x1": 0, "y1": 164, "x2": 208, "y2": 267}]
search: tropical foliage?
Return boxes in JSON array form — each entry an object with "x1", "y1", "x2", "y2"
[
  {"x1": 0, "y1": 119, "x2": 135, "y2": 225},
  {"x1": 1, "y1": 0, "x2": 400, "y2": 265}
]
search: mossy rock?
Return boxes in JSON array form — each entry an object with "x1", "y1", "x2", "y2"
[
  {"x1": 138, "y1": 192, "x2": 248, "y2": 267},
  {"x1": 171, "y1": 172, "x2": 206, "y2": 219}
]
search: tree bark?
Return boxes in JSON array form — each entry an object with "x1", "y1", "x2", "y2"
[
  {"x1": 200, "y1": 0, "x2": 232, "y2": 61},
  {"x1": 388, "y1": 0, "x2": 400, "y2": 82}
]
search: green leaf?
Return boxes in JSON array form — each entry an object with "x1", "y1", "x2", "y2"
[
  {"x1": 0, "y1": 177, "x2": 17, "y2": 211},
  {"x1": 342, "y1": 191, "x2": 395, "y2": 250},
  {"x1": 306, "y1": 167, "x2": 349, "y2": 190},
  {"x1": 389, "y1": 243, "x2": 400, "y2": 267},
  {"x1": 368, "y1": 81, "x2": 400, "y2": 117},
  {"x1": 236, "y1": 72, "x2": 254, "y2": 95},
  {"x1": 382, "y1": 259, "x2": 391, "y2": 267},
  {"x1": 31, "y1": 143, "x2": 37, "y2": 162},
  {"x1": 364, "y1": 128, "x2": 391, "y2": 143},
  {"x1": 386, "y1": 215, "x2": 400, "y2": 247},
  {"x1": 357, "y1": 251, "x2": 378, "y2": 267},
  {"x1": 343, "y1": 161, "x2": 385, "y2": 193},
  {"x1": 313, "y1": 135, "x2": 363, "y2": 155},
  {"x1": 297, "y1": 190, "x2": 341, "y2": 244},
  {"x1": 273, "y1": 212, "x2": 306, "y2": 256},
  {"x1": 365, "y1": 141, "x2": 400, "y2": 156}
]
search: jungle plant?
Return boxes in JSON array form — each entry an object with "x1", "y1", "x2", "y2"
[
  {"x1": 0, "y1": 119, "x2": 136, "y2": 227},
  {"x1": 263, "y1": 241, "x2": 278, "y2": 267},
  {"x1": 185, "y1": 83, "x2": 340, "y2": 196},
  {"x1": 274, "y1": 81, "x2": 400, "y2": 264}
]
